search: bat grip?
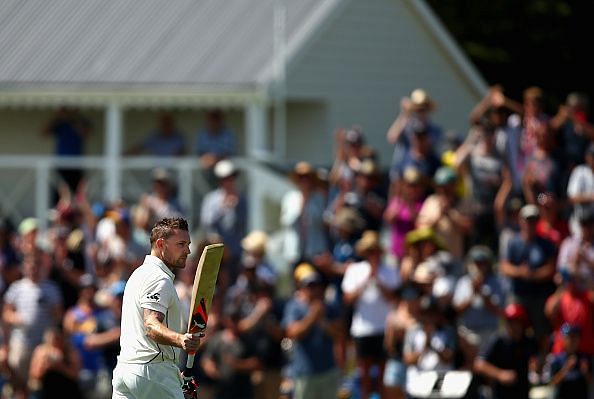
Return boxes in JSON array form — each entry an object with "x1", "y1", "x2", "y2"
[
  {"x1": 185, "y1": 353, "x2": 196, "y2": 370},
  {"x1": 184, "y1": 333, "x2": 202, "y2": 372}
]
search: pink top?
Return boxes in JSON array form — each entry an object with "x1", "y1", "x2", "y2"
[{"x1": 387, "y1": 197, "x2": 423, "y2": 259}]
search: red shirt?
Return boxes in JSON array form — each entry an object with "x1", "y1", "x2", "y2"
[{"x1": 548, "y1": 289, "x2": 594, "y2": 355}]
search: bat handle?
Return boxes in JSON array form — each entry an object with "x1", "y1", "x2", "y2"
[
  {"x1": 185, "y1": 353, "x2": 196, "y2": 370},
  {"x1": 184, "y1": 332, "x2": 202, "y2": 372}
]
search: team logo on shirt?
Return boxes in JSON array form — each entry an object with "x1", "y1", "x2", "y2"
[{"x1": 146, "y1": 293, "x2": 160, "y2": 302}]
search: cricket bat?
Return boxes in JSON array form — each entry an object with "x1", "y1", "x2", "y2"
[{"x1": 184, "y1": 242, "x2": 224, "y2": 371}]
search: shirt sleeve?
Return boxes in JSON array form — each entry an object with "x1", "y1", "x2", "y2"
[
  {"x1": 452, "y1": 277, "x2": 472, "y2": 307},
  {"x1": 140, "y1": 277, "x2": 174, "y2": 315},
  {"x1": 341, "y1": 263, "x2": 362, "y2": 294},
  {"x1": 3, "y1": 283, "x2": 17, "y2": 306},
  {"x1": 281, "y1": 299, "x2": 302, "y2": 329},
  {"x1": 567, "y1": 166, "x2": 584, "y2": 198}
]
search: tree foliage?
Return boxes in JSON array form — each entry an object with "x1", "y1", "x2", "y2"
[{"x1": 427, "y1": 0, "x2": 594, "y2": 112}]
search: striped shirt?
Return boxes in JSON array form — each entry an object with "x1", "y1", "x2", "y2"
[{"x1": 3, "y1": 278, "x2": 62, "y2": 346}]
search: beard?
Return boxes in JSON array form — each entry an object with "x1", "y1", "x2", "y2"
[{"x1": 163, "y1": 252, "x2": 187, "y2": 269}]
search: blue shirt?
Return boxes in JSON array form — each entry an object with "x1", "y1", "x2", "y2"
[
  {"x1": 194, "y1": 128, "x2": 236, "y2": 157},
  {"x1": 51, "y1": 120, "x2": 84, "y2": 156},
  {"x1": 141, "y1": 131, "x2": 186, "y2": 156},
  {"x1": 282, "y1": 298, "x2": 338, "y2": 377},
  {"x1": 505, "y1": 235, "x2": 556, "y2": 296}
]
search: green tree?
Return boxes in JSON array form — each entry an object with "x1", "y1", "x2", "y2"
[{"x1": 427, "y1": 0, "x2": 594, "y2": 112}]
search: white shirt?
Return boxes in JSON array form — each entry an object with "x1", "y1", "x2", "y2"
[
  {"x1": 117, "y1": 255, "x2": 184, "y2": 364},
  {"x1": 341, "y1": 261, "x2": 400, "y2": 337},
  {"x1": 567, "y1": 164, "x2": 594, "y2": 236}
]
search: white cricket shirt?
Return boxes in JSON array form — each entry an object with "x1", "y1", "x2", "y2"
[{"x1": 117, "y1": 255, "x2": 184, "y2": 364}]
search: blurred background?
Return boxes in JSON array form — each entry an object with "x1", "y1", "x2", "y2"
[{"x1": 0, "y1": 1, "x2": 592, "y2": 399}]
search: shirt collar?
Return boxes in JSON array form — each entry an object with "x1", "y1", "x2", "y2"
[{"x1": 144, "y1": 255, "x2": 175, "y2": 280}]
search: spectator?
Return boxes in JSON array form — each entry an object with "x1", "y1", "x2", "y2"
[
  {"x1": 386, "y1": 89, "x2": 443, "y2": 165},
  {"x1": 62, "y1": 274, "x2": 103, "y2": 396},
  {"x1": 85, "y1": 280, "x2": 124, "y2": 378},
  {"x1": 28, "y1": 327, "x2": 83, "y2": 399},
  {"x1": 280, "y1": 162, "x2": 329, "y2": 265},
  {"x1": 566, "y1": 141, "x2": 594, "y2": 237},
  {"x1": 468, "y1": 85, "x2": 524, "y2": 162},
  {"x1": 225, "y1": 241, "x2": 284, "y2": 399},
  {"x1": 42, "y1": 107, "x2": 91, "y2": 195},
  {"x1": 500, "y1": 204, "x2": 556, "y2": 353},
  {"x1": 194, "y1": 109, "x2": 237, "y2": 170},
  {"x1": 403, "y1": 296, "x2": 457, "y2": 374},
  {"x1": 282, "y1": 264, "x2": 342, "y2": 399},
  {"x1": 399, "y1": 227, "x2": 454, "y2": 284},
  {"x1": 535, "y1": 192, "x2": 569, "y2": 247},
  {"x1": 139, "y1": 168, "x2": 184, "y2": 227},
  {"x1": 2, "y1": 249, "x2": 63, "y2": 399},
  {"x1": 314, "y1": 207, "x2": 364, "y2": 304},
  {"x1": 384, "y1": 167, "x2": 425, "y2": 261},
  {"x1": 453, "y1": 246, "x2": 505, "y2": 354},
  {"x1": 416, "y1": 166, "x2": 474, "y2": 260},
  {"x1": 545, "y1": 270, "x2": 594, "y2": 357},
  {"x1": 545, "y1": 323, "x2": 591, "y2": 399},
  {"x1": 329, "y1": 127, "x2": 374, "y2": 189},
  {"x1": 341, "y1": 231, "x2": 400, "y2": 399},
  {"x1": 200, "y1": 160, "x2": 247, "y2": 284},
  {"x1": 200, "y1": 304, "x2": 261, "y2": 399},
  {"x1": 383, "y1": 284, "x2": 422, "y2": 399},
  {"x1": 126, "y1": 112, "x2": 186, "y2": 156},
  {"x1": 556, "y1": 207, "x2": 594, "y2": 288},
  {"x1": 474, "y1": 303, "x2": 539, "y2": 399},
  {"x1": 347, "y1": 159, "x2": 386, "y2": 232},
  {"x1": 454, "y1": 122, "x2": 511, "y2": 250},
  {"x1": 551, "y1": 92, "x2": 594, "y2": 172},
  {"x1": 522, "y1": 123, "x2": 561, "y2": 204},
  {"x1": 389, "y1": 119, "x2": 441, "y2": 196}
]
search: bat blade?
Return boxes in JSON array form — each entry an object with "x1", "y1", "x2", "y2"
[{"x1": 185, "y1": 242, "x2": 224, "y2": 369}]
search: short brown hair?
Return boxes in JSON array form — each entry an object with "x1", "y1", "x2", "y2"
[{"x1": 150, "y1": 217, "x2": 189, "y2": 248}]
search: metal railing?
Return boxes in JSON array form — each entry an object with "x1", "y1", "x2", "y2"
[{"x1": 0, "y1": 155, "x2": 295, "y2": 232}]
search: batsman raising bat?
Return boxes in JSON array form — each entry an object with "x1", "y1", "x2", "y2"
[{"x1": 112, "y1": 217, "x2": 223, "y2": 399}]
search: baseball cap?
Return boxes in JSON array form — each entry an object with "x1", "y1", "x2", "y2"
[
  {"x1": 434, "y1": 167, "x2": 457, "y2": 186},
  {"x1": 294, "y1": 262, "x2": 323, "y2": 287},
  {"x1": 345, "y1": 128, "x2": 365, "y2": 145},
  {"x1": 519, "y1": 204, "x2": 540, "y2": 220},
  {"x1": 18, "y1": 217, "x2": 38, "y2": 236},
  {"x1": 504, "y1": 303, "x2": 528, "y2": 322},
  {"x1": 152, "y1": 167, "x2": 171, "y2": 182},
  {"x1": 214, "y1": 160, "x2": 238, "y2": 179},
  {"x1": 468, "y1": 246, "x2": 493, "y2": 264}
]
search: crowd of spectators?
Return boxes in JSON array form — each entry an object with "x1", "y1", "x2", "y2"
[{"x1": 1, "y1": 86, "x2": 594, "y2": 399}]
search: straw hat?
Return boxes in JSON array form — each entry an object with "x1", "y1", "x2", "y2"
[
  {"x1": 241, "y1": 230, "x2": 268, "y2": 255},
  {"x1": 405, "y1": 227, "x2": 444, "y2": 249},
  {"x1": 290, "y1": 161, "x2": 318, "y2": 183},
  {"x1": 355, "y1": 230, "x2": 382, "y2": 256},
  {"x1": 409, "y1": 89, "x2": 436, "y2": 112},
  {"x1": 354, "y1": 159, "x2": 379, "y2": 178},
  {"x1": 293, "y1": 262, "x2": 322, "y2": 286},
  {"x1": 333, "y1": 208, "x2": 365, "y2": 234}
]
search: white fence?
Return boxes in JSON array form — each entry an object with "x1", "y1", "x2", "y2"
[{"x1": 0, "y1": 155, "x2": 294, "y2": 232}]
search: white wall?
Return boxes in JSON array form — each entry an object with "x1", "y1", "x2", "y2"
[{"x1": 286, "y1": 0, "x2": 485, "y2": 167}]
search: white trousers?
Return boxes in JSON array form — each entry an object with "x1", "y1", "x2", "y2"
[{"x1": 112, "y1": 362, "x2": 184, "y2": 399}]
